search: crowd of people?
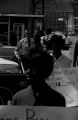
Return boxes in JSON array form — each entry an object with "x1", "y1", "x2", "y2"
[{"x1": 9, "y1": 28, "x2": 76, "y2": 106}]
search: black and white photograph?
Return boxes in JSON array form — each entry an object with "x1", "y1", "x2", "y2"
[{"x1": 0, "y1": 0, "x2": 78, "y2": 120}]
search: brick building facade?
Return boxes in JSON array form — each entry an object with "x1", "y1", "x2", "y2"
[
  {"x1": 35, "y1": 0, "x2": 73, "y2": 33},
  {"x1": 72, "y1": 0, "x2": 78, "y2": 33}
]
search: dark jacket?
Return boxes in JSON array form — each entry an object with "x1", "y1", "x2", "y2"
[{"x1": 73, "y1": 40, "x2": 78, "y2": 67}]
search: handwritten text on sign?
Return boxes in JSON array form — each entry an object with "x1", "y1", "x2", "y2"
[
  {"x1": 46, "y1": 67, "x2": 78, "y2": 107},
  {"x1": 0, "y1": 106, "x2": 66, "y2": 120},
  {"x1": 46, "y1": 67, "x2": 78, "y2": 87},
  {"x1": 0, "y1": 106, "x2": 78, "y2": 120}
]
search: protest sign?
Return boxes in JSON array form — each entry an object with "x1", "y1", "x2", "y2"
[
  {"x1": 0, "y1": 106, "x2": 65, "y2": 120},
  {"x1": 0, "y1": 106, "x2": 78, "y2": 120},
  {"x1": 46, "y1": 67, "x2": 78, "y2": 107}
]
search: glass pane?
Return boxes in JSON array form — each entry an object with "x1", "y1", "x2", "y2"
[{"x1": 0, "y1": 24, "x2": 8, "y2": 45}]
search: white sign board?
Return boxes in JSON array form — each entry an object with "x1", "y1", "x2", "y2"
[
  {"x1": 0, "y1": 106, "x2": 78, "y2": 120},
  {"x1": 46, "y1": 67, "x2": 78, "y2": 107}
]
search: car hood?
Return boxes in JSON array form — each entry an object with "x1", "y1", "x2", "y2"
[{"x1": 0, "y1": 58, "x2": 20, "y2": 73}]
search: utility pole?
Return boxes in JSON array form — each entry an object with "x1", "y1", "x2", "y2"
[{"x1": 42, "y1": 0, "x2": 45, "y2": 30}]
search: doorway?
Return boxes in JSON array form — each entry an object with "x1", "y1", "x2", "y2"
[
  {"x1": 0, "y1": 22, "x2": 8, "y2": 45},
  {"x1": 13, "y1": 23, "x2": 24, "y2": 44}
]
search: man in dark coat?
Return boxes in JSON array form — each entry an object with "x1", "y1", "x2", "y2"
[
  {"x1": 12, "y1": 50, "x2": 65, "y2": 106},
  {"x1": 73, "y1": 40, "x2": 78, "y2": 67}
]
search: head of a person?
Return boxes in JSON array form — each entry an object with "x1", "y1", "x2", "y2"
[
  {"x1": 29, "y1": 52, "x2": 54, "y2": 93},
  {"x1": 44, "y1": 28, "x2": 52, "y2": 35},
  {"x1": 33, "y1": 30, "x2": 44, "y2": 48},
  {"x1": 24, "y1": 30, "x2": 31, "y2": 39},
  {"x1": 47, "y1": 34, "x2": 65, "y2": 58}
]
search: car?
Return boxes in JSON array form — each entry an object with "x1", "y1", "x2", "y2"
[
  {"x1": 0, "y1": 45, "x2": 21, "y2": 73},
  {"x1": 0, "y1": 57, "x2": 20, "y2": 73},
  {"x1": 0, "y1": 45, "x2": 15, "y2": 60}
]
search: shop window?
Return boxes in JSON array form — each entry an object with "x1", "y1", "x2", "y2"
[{"x1": 0, "y1": 23, "x2": 8, "y2": 45}]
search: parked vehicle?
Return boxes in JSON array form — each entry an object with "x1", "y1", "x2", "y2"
[{"x1": 0, "y1": 57, "x2": 20, "y2": 73}]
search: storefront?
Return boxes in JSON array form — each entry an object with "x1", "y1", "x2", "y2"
[{"x1": 0, "y1": 14, "x2": 44, "y2": 46}]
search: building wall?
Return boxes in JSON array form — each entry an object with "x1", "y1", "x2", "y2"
[
  {"x1": 35, "y1": 0, "x2": 73, "y2": 32},
  {"x1": 0, "y1": 0, "x2": 31, "y2": 14},
  {"x1": 72, "y1": 0, "x2": 78, "y2": 33}
]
